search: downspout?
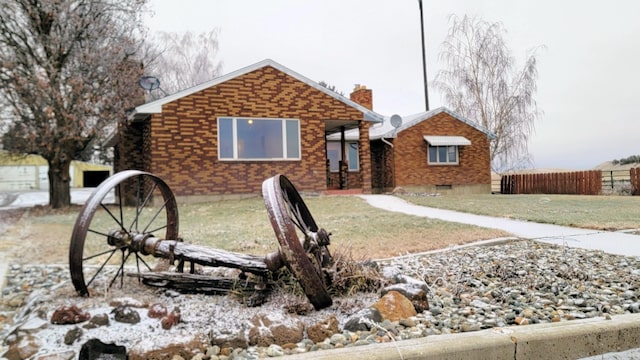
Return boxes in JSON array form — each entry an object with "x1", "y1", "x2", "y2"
[{"x1": 381, "y1": 137, "x2": 394, "y2": 148}]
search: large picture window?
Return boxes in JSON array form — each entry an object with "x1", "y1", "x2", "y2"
[
  {"x1": 327, "y1": 141, "x2": 359, "y2": 172},
  {"x1": 428, "y1": 145, "x2": 458, "y2": 164},
  {"x1": 218, "y1": 117, "x2": 300, "y2": 160}
]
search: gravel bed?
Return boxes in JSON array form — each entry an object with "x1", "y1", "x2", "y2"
[{"x1": 2, "y1": 239, "x2": 640, "y2": 358}]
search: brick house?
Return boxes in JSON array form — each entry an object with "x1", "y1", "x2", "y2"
[
  {"x1": 328, "y1": 107, "x2": 496, "y2": 194},
  {"x1": 116, "y1": 59, "x2": 383, "y2": 201}
]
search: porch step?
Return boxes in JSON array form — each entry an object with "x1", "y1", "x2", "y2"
[{"x1": 322, "y1": 189, "x2": 363, "y2": 195}]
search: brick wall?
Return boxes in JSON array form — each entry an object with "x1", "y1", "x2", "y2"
[
  {"x1": 143, "y1": 66, "x2": 368, "y2": 196},
  {"x1": 393, "y1": 112, "x2": 491, "y2": 189}
]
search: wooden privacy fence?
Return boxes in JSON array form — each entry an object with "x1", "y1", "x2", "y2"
[
  {"x1": 632, "y1": 168, "x2": 640, "y2": 195},
  {"x1": 500, "y1": 170, "x2": 602, "y2": 195}
]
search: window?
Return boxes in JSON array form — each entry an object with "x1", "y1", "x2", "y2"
[
  {"x1": 218, "y1": 117, "x2": 300, "y2": 160},
  {"x1": 428, "y1": 145, "x2": 459, "y2": 164},
  {"x1": 327, "y1": 141, "x2": 359, "y2": 172}
]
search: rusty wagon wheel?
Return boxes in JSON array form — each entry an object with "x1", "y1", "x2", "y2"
[
  {"x1": 262, "y1": 174, "x2": 333, "y2": 310},
  {"x1": 69, "y1": 170, "x2": 179, "y2": 296}
]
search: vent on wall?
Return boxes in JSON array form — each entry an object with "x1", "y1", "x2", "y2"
[{"x1": 436, "y1": 184, "x2": 453, "y2": 190}]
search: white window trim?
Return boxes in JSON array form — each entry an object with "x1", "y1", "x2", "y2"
[
  {"x1": 428, "y1": 145, "x2": 460, "y2": 165},
  {"x1": 217, "y1": 117, "x2": 301, "y2": 161}
]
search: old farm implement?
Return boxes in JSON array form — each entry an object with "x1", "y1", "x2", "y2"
[{"x1": 68, "y1": 170, "x2": 333, "y2": 309}]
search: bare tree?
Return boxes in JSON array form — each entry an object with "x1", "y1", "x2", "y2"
[
  {"x1": 0, "y1": 0, "x2": 148, "y2": 208},
  {"x1": 145, "y1": 30, "x2": 223, "y2": 95},
  {"x1": 434, "y1": 15, "x2": 542, "y2": 172}
]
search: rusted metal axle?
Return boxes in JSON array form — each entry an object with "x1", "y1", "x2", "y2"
[{"x1": 105, "y1": 227, "x2": 330, "y2": 277}]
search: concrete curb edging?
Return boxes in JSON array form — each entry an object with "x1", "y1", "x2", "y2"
[
  {"x1": 284, "y1": 314, "x2": 640, "y2": 360},
  {"x1": 0, "y1": 252, "x2": 7, "y2": 292}
]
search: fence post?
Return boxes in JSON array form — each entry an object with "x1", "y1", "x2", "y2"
[{"x1": 609, "y1": 171, "x2": 614, "y2": 190}]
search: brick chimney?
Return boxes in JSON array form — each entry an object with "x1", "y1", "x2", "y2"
[{"x1": 350, "y1": 84, "x2": 373, "y2": 110}]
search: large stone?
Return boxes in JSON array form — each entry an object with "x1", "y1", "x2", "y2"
[
  {"x1": 373, "y1": 290, "x2": 417, "y2": 322},
  {"x1": 84, "y1": 313, "x2": 109, "y2": 328},
  {"x1": 160, "y1": 308, "x2": 181, "y2": 330},
  {"x1": 79, "y1": 338, "x2": 127, "y2": 360},
  {"x1": 51, "y1": 305, "x2": 90, "y2": 325},
  {"x1": 128, "y1": 336, "x2": 207, "y2": 360},
  {"x1": 343, "y1": 307, "x2": 382, "y2": 332},
  {"x1": 248, "y1": 313, "x2": 304, "y2": 347},
  {"x1": 111, "y1": 305, "x2": 141, "y2": 324},
  {"x1": 307, "y1": 315, "x2": 340, "y2": 343},
  {"x1": 211, "y1": 328, "x2": 248, "y2": 349},
  {"x1": 382, "y1": 283, "x2": 430, "y2": 313},
  {"x1": 64, "y1": 326, "x2": 83, "y2": 345},
  {"x1": 148, "y1": 303, "x2": 168, "y2": 319}
]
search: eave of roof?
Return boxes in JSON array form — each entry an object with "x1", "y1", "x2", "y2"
[
  {"x1": 326, "y1": 106, "x2": 497, "y2": 141},
  {"x1": 130, "y1": 59, "x2": 384, "y2": 123}
]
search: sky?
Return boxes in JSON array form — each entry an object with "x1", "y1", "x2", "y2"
[{"x1": 145, "y1": 0, "x2": 640, "y2": 170}]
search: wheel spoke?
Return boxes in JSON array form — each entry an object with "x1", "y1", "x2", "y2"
[
  {"x1": 85, "y1": 248, "x2": 118, "y2": 288},
  {"x1": 118, "y1": 183, "x2": 124, "y2": 231},
  {"x1": 129, "y1": 181, "x2": 158, "y2": 232},
  {"x1": 108, "y1": 249, "x2": 134, "y2": 289},
  {"x1": 87, "y1": 228, "x2": 111, "y2": 238},
  {"x1": 100, "y1": 203, "x2": 126, "y2": 232},
  {"x1": 82, "y1": 246, "x2": 121, "y2": 262},
  {"x1": 136, "y1": 253, "x2": 154, "y2": 272},
  {"x1": 147, "y1": 224, "x2": 168, "y2": 235},
  {"x1": 283, "y1": 191, "x2": 306, "y2": 232},
  {"x1": 135, "y1": 253, "x2": 141, "y2": 283},
  {"x1": 141, "y1": 199, "x2": 168, "y2": 234},
  {"x1": 290, "y1": 203, "x2": 308, "y2": 233},
  {"x1": 134, "y1": 176, "x2": 142, "y2": 230}
]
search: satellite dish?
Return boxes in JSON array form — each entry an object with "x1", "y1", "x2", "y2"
[
  {"x1": 390, "y1": 114, "x2": 402, "y2": 129},
  {"x1": 139, "y1": 76, "x2": 161, "y2": 91}
]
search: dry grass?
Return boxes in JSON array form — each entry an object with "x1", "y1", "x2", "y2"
[
  {"x1": 1, "y1": 195, "x2": 508, "y2": 265},
  {"x1": 400, "y1": 194, "x2": 640, "y2": 230}
]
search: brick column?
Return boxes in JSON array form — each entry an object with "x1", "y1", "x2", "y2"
[{"x1": 359, "y1": 121, "x2": 372, "y2": 193}]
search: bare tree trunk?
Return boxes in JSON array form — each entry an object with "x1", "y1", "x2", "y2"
[{"x1": 48, "y1": 158, "x2": 71, "y2": 209}]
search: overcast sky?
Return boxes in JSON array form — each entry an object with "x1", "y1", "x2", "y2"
[{"x1": 145, "y1": 0, "x2": 640, "y2": 170}]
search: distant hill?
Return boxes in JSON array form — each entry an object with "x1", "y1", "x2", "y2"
[{"x1": 594, "y1": 161, "x2": 640, "y2": 170}]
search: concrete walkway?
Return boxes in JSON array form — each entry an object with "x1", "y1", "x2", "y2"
[{"x1": 360, "y1": 194, "x2": 640, "y2": 257}]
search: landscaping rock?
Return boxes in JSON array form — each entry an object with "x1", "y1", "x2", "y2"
[
  {"x1": 373, "y1": 290, "x2": 417, "y2": 321},
  {"x1": 248, "y1": 313, "x2": 304, "y2": 346},
  {"x1": 306, "y1": 314, "x2": 340, "y2": 343},
  {"x1": 78, "y1": 338, "x2": 127, "y2": 360},
  {"x1": 50, "y1": 305, "x2": 90, "y2": 325},
  {"x1": 111, "y1": 305, "x2": 141, "y2": 324},
  {"x1": 128, "y1": 336, "x2": 206, "y2": 360},
  {"x1": 148, "y1": 303, "x2": 168, "y2": 318},
  {"x1": 343, "y1": 307, "x2": 382, "y2": 332}
]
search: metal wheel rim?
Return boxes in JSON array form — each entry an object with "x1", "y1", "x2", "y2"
[
  {"x1": 69, "y1": 170, "x2": 179, "y2": 296},
  {"x1": 262, "y1": 174, "x2": 332, "y2": 309}
]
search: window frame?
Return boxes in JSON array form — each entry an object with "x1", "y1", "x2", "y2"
[
  {"x1": 217, "y1": 117, "x2": 301, "y2": 161},
  {"x1": 428, "y1": 145, "x2": 460, "y2": 165},
  {"x1": 327, "y1": 141, "x2": 360, "y2": 172}
]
